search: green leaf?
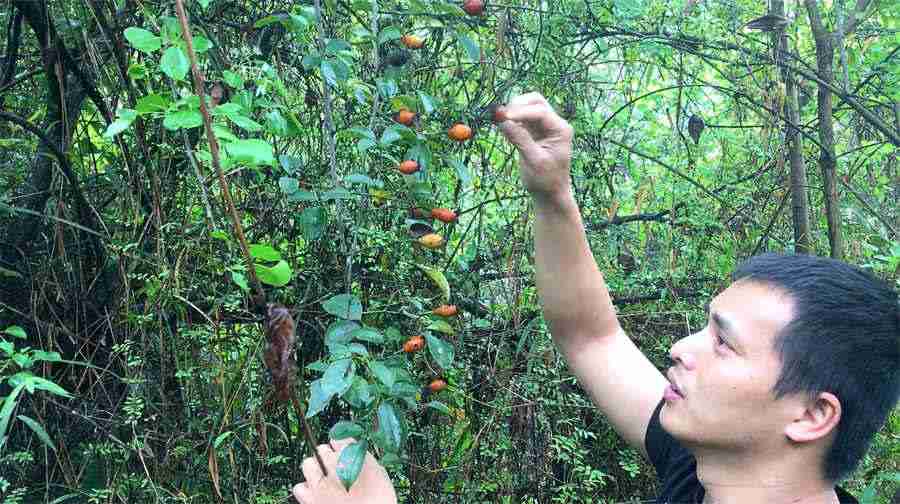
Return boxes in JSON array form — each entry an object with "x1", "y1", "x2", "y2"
[
  {"x1": 17, "y1": 415, "x2": 55, "y2": 451},
  {"x1": 3, "y1": 326, "x2": 26, "y2": 339},
  {"x1": 345, "y1": 174, "x2": 382, "y2": 187},
  {"x1": 124, "y1": 27, "x2": 162, "y2": 53},
  {"x1": 356, "y1": 138, "x2": 376, "y2": 153},
  {"x1": 223, "y1": 70, "x2": 243, "y2": 88},
  {"x1": 254, "y1": 260, "x2": 292, "y2": 287},
  {"x1": 31, "y1": 350, "x2": 61, "y2": 363},
  {"x1": 163, "y1": 109, "x2": 203, "y2": 130},
  {"x1": 103, "y1": 109, "x2": 138, "y2": 138},
  {"x1": 323, "y1": 294, "x2": 362, "y2": 320},
  {"x1": 343, "y1": 377, "x2": 374, "y2": 408},
  {"x1": 377, "y1": 402, "x2": 403, "y2": 450},
  {"x1": 249, "y1": 243, "x2": 281, "y2": 262},
  {"x1": 135, "y1": 94, "x2": 169, "y2": 114},
  {"x1": 348, "y1": 127, "x2": 376, "y2": 141},
  {"x1": 426, "y1": 334, "x2": 454, "y2": 369},
  {"x1": 231, "y1": 271, "x2": 249, "y2": 291},
  {"x1": 254, "y1": 14, "x2": 285, "y2": 28},
  {"x1": 427, "y1": 401, "x2": 452, "y2": 415},
  {"x1": 213, "y1": 431, "x2": 234, "y2": 448},
  {"x1": 193, "y1": 36, "x2": 213, "y2": 53},
  {"x1": 325, "y1": 320, "x2": 360, "y2": 347},
  {"x1": 448, "y1": 156, "x2": 470, "y2": 187},
  {"x1": 265, "y1": 110, "x2": 290, "y2": 136},
  {"x1": 336, "y1": 440, "x2": 368, "y2": 491},
  {"x1": 279, "y1": 177, "x2": 299, "y2": 194},
  {"x1": 349, "y1": 327, "x2": 383, "y2": 344},
  {"x1": 414, "y1": 264, "x2": 450, "y2": 302},
  {"x1": 457, "y1": 33, "x2": 480, "y2": 62},
  {"x1": 224, "y1": 139, "x2": 275, "y2": 167},
  {"x1": 28, "y1": 376, "x2": 71, "y2": 397},
  {"x1": 426, "y1": 319, "x2": 454, "y2": 335},
  {"x1": 299, "y1": 207, "x2": 326, "y2": 241},
  {"x1": 329, "y1": 421, "x2": 364, "y2": 440},
  {"x1": 376, "y1": 78, "x2": 397, "y2": 98},
  {"x1": 325, "y1": 39, "x2": 352, "y2": 55},
  {"x1": 417, "y1": 91, "x2": 436, "y2": 114},
  {"x1": 306, "y1": 379, "x2": 335, "y2": 418},
  {"x1": 0, "y1": 341, "x2": 13, "y2": 356},
  {"x1": 322, "y1": 359, "x2": 354, "y2": 396},
  {"x1": 368, "y1": 360, "x2": 395, "y2": 389},
  {"x1": 302, "y1": 52, "x2": 322, "y2": 71},
  {"x1": 0, "y1": 384, "x2": 25, "y2": 440},
  {"x1": 320, "y1": 60, "x2": 337, "y2": 87},
  {"x1": 160, "y1": 46, "x2": 190, "y2": 81},
  {"x1": 378, "y1": 26, "x2": 402, "y2": 44},
  {"x1": 380, "y1": 126, "x2": 403, "y2": 146},
  {"x1": 228, "y1": 114, "x2": 263, "y2": 132}
]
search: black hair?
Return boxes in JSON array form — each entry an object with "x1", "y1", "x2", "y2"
[{"x1": 732, "y1": 252, "x2": 900, "y2": 483}]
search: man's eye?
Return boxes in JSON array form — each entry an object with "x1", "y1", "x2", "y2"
[{"x1": 714, "y1": 332, "x2": 727, "y2": 347}]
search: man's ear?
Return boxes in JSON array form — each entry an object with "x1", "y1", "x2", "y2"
[{"x1": 784, "y1": 392, "x2": 841, "y2": 443}]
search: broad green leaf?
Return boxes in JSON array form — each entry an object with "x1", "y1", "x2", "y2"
[
  {"x1": 377, "y1": 402, "x2": 403, "y2": 450},
  {"x1": 376, "y1": 78, "x2": 397, "y2": 98},
  {"x1": 322, "y1": 359, "x2": 353, "y2": 396},
  {"x1": 279, "y1": 177, "x2": 299, "y2": 194},
  {"x1": 287, "y1": 14, "x2": 311, "y2": 32},
  {"x1": 163, "y1": 109, "x2": 202, "y2": 130},
  {"x1": 378, "y1": 26, "x2": 402, "y2": 44},
  {"x1": 0, "y1": 384, "x2": 25, "y2": 440},
  {"x1": 356, "y1": 138, "x2": 376, "y2": 153},
  {"x1": 193, "y1": 36, "x2": 213, "y2": 53},
  {"x1": 225, "y1": 139, "x2": 275, "y2": 167},
  {"x1": 28, "y1": 376, "x2": 71, "y2": 398},
  {"x1": 330, "y1": 57, "x2": 351, "y2": 82},
  {"x1": 336, "y1": 440, "x2": 367, "y2": 491},
  {"x1": 160, "y1": 46, "x2": 190, "y2": 81},
  {"x1": 17, "y1": 415, "x2": 55, "y2": 451},
  {"x1": 343, "y1": 377, "x2": 373, "y2": 408},
  {"x1": 325, "y1": 320, "x2": 360, "y2": 347},
  {"x1": 306, "y1": 379, "x2": 336, "y2": 418},
  {"x1": 124, "y1": 27, "x2": 161, "y2": 53},
  {"x1": 255, "y1": 260, "x2": 292, "y2": 287},
  {"x1": 427, "y1": 401, "x2": 452, "y2": 415},
  {"x1": 345, "y1": 174, "x2": 382, "y2": 187},
  {"x1": 231, "y1": 271, "x2": 249, "y2": 291},
  {"x1": 299, "y1": 207, "x2": 326, "y2": 241},
  {"x1": 349, "y1": 327, "x2": 383, "y2": 344},
  {"x1": 347, "y1": 343, "x2": 369, "y2": 356},
  {"x1": 380, "y1": 126, "x2": 403, "y2": 146},
  {"x1": 31, "y1": 350, "x2": 61, "y2": 362},
  {"x1": 302, "y1": 53, "x2": 322, "y2": 71},
  {"x1": 368, "y1": 360, "x2": 394, "y2": 389},
  {"x1": 325, "y1": 39, "x2": 352, "y2": 55},
  {"x1": 415, "y1": 264, "x2": 450, "y2": 302},
  {"x1": 0, "y1": 341, "x2": 13, "y2": 355},
  {"x1": 266, "y1": 110, "x2": 289, "y2": 136},
  {"x1": 426, "y1": 319, "x2": 454, "y2": 335},
  {"x1": 3, "y1": 326, "x2": 26, "y2": 339},
  {"x1": 426, "y1": 334, "x2": 454, "y2": 369},
  {"x1": 457, "y1": 33, "x2": 480, "y2": 62},
  {"x1": 213, "y1": 431, "x2": 234, "y2": 448},
  {"x1": 417, "y1": 91, "x2": 436, "y2": 114},
  {"x1": 228, "y1": 114, "x2": 263, "y2": 132},
  {"x1": 223, "y1": 70, "x2": 243, "y2": 88},
  {"x1": 103, "y1": 109, "x2": 138, "y2": 138},
  {"x1": 323, "y1": 294, "x2": 362, "y2": 320},
  {"x1": 135, "y1": 94, "x2": 169, "y2": 114},
  {"x1": 329, "y1": 421, "x2": 364, "y2": 440},
  {"x1": 320, "y1": 60, "x2": 337, "y2": 87},
  {"x1": 321, "y1": 188, "x2": 355, "y2": 201},
  {"x1": 249, "y1": 244, "x2": 281, "y2": 262}
]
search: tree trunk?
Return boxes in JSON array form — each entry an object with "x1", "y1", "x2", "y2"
[
  {"x1": 773, "y1": 0, "x2": 811, "y2": 253},
  {"x1": 804, "y1": 0, "x2": 843, "y2": 260}
]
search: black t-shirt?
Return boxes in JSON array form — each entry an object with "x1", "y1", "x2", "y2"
[{"x1": 644, "y1": 398, "x2": 859, "y2": 504}]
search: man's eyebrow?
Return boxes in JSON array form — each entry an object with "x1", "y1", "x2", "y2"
[{"x1": 711, "y1": 312, "x2": 742, "y2": 350}]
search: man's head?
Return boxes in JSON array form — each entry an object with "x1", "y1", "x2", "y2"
[{"x1": 662, "y1": 252, "x2": 899, "y2": 484}]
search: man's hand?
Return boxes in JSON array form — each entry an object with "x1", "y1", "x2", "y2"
[
  {"x1": 292, "y1": 439, "x2": 397, "y2": 504},
  {"x1": 498, "y1": 92, "x2": 575, "y2": 205}
]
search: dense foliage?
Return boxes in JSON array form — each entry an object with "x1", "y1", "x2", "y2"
[{"x1": 0, "y1": 0, "x2": 898, "y2": 502}]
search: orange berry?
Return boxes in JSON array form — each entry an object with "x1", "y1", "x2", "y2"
[
  {"x1": 428, "y1": 378, "x2": 447, "y2": 393},
  {"x1": 491, "y1": 104, "x2": 508, "y2": 123},
  {"x1": 394, "y1": 109, "x2": 416, "y2": 126},
  {"x1": 398, "y1": 160, "x2": 419, "y2": 174},
  {"x1": 462, "y1": 0, "x2": 485, "y2": 16},
  {"x1": 431, "y1": 208, "x2": 457, "y2": 223},
  {"x1": 400, "y1": 34, "x2": 424, "y2": 49},
  {"x1": 403, "y1": 335, "x2": 425, "y2": 353},
  {"x1": 433, "y1": 304, "x2": 458, "y2": 317},
  {"x1": 418, "y1": 233, "x2": 445, "y2": 249},
  {"x1": 448, "y1": 123, "x2": 473, "y2": 142}
]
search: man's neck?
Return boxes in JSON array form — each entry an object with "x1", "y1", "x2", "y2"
[{"x1": 701, "y1": 486, "x2": 839, "y2": 504}]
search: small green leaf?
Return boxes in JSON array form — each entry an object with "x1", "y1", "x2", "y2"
[
  {"x1": 213, "y1": 431, "x2": 234, "y2": 448},
  {"x1": 320, "y1": 60, "x2": 337, "y2": 87},
  {"x1": 0, "y1": 341, "x2": 13, "y2": 356},
  {"x1": 368, "y1": 360, "x2": 395, "y2": 389},
  {"x1": 343, "y1": 378, "x2": 374, "y2": 408},
  {"x1": 160, "y1": 46, "x2": 190, "y2": 81},
  {"x1": 231, "y1": 271, "x2": 249, "y2": 291},
  {"x1": 255, "y1": 260, "x2": 292, "y2": 287},
  {"x1": 350, "y1": 327, "x2": 383, "y2": 344},
  {"x1": 415, "y1": 264, "x2": 450, "y2": 302},
  {"x1": 124, "y1": 27, "x2": 162, "y2": 53},
  {"x1": 17, "y1": 415, "x2": 55, "y2": 451},
  {"x1": 426, "y1": 334, "x2": 454, "y2": 369},
  {"x1": 31, "y1": 351, "x2": 61, "y2": 363},
  {"x1": 426, "y1": 319, "x2": 454, "y2": 335},
  {"x1": 28, "y1": 376, "x2": 72, "y2": 398},
  {"x1": 103, "y1": 109, "x2": 138, "y2": 138},
  {"x1": 378, "y1": 26, "x2": 402, "y2": 44},
  {"x1": 193, "y1": 36, "x2": 213, "y2": 53},
  {"x1": 299, "y1": 207, "x2": 326, "y2": 241},
  {"x1": 448, "y1": 156, "x2": 470, "y2": 187},
  {"x1": 135, "y1": 94, "x2": 169, "y2": 114},
  {"x1": 163, "y1": 109, "x2": 203, "y2": 130},
  {"x1": 223, "y1": 70, "x2": 243, "y2": 88},
  {"x1": 336, "y1": 440, "x2": 368, "y2": 491},
  {"x1": 457, "y1": 33, "x2": 480, "y2": 62},
  {"x1": 323, "y1": 294, "x2": 362, "y2": 320},
  {"x1": 348, "y1": 127, "x2": 376, "y2": 140},
  {"x1": 0, "y1": 384, "x2": 25, "y2": 439},
  {"x1": 3, "y1": 326, "x2": 26, "y2": 339},
  {"x1": 377, "y1": 402, "x2": 403, "y2": 450},
  {"x1": 306, "y1": 379, "x2": 336, "y2": 418},
  {"x1": 417, "y1": 91, "x2": 436, "y2": 114},
  {"x1": 380, "y1": 126, "x2": 403, "y2": 146},
  {"x1": 279, "y1": 177, "x2": 299, "y2": 194},
  {"x1": 228, "y1": 114, "x2": 263, "y2": 132},
  {"x1": 325, "y1": 39, "x2": 352, "y2": 55},
  {"x1": 249, "y1": 244, "x2": 281, "y2": 262},
  {"x1": 427, "y1": 401, "x2": 452, "y2": 415},
  {"x1": 329, "y1": 421, "x2": 364, "y2": 440},
  {"x1": 325, "y1": 320, "x2": 360, "y2": 347},
  {"x1": 345, "y1": 174, "x2": 382, "y2": 187},
  {"x1": 224, "y1": 139, "x2": 275, "y2": 167}
]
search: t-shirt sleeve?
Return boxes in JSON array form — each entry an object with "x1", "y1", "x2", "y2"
[{"x1": 645, "y1": 397, "x2": 672, "y2": 471}]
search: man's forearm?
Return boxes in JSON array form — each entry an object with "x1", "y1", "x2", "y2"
[{"x1": 533, "y1": 190, "x2": 621, "y2": 344}]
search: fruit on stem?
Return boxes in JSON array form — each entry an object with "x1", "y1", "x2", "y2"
[
  {"x1": 448, "y1": 123, "x2": 473, "y2": 141},
  {"x1": 431, "y1": 208, "x2": 457, "y2": 223},
  {"x1": 462, "y1": 0, "x2": 485, "y2": 16},
  {"x1": 428, "y1": 378, "x2": 447, "y2": 392},
  {"x1": 403, "y1": 335, "x2": 426, "y2": 353},
  {"x1": 433, "y1": 304, "x2": 458, "y2": 317},
  {"x1": 394, "y1": 109, "x2": 416, "y2": 126},
  {"x1": 400, "y1": 34, "x2": 424, "y2": 49},
  {"x1": 418, "y1": 233, "x2": 445, "y2": 248},
  {"x1": 398, "y1": 160, "x2": 419, "y2": 174}
]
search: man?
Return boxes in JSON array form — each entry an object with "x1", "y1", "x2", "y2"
[{"x1": 292, "y1": 93, "x2": 900, "y2": 504}]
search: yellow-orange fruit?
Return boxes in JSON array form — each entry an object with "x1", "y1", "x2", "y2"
[
  {"x1": 462, "y1": 0, "x2": 485, "y2": 16},
  {"x1": 394, "y1": 109, "x2": 416, "y2": 126},
  {"x1": 433, "y1": 304, "x2": 458, "y2": 317},
  {"x1": 418, "y1": 233, "x2": 445, "y2": 249},
  {"x1": 400, "y1": 34, "x2": 424, "y2": 49},
  {"x1": 428, "y1": 378, "x2": 447, "y2": 393},
  {"x1": 448, "y1": 123, "x2": 473, "y2": 142},
  {"x1": 398, "y1": 160, "x2": 419, "y2": 174},
  {"x1": 403, "y1": 335, "x2": 425, "y2": 353},
  {"x1": 431, "y1": 208, "x2": 457, "y2": 223}
]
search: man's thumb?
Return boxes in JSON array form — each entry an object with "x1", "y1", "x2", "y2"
[{"x1": 499, "y1": 121, "x2": 538, "y2": 153}]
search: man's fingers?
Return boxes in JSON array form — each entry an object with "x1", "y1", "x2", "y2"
[
  {"x1": 327, "y1": 438, "x2": 355, "y2": 453},
  {"x1": 301, "y1": 454, "x2": 325, "y2": 483},
  {"x1": 499, "y1": 120, "x2": 539, "y2": 153},
  {"x1": 292, "y1": 482, "x2": 311, "y2": 504},
  {"x1": 508, "y1": 92, "x2": 548, "y2": 107},
  {"x1": 503, "y1": 103, "x2": 562, "y2": 129}
]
